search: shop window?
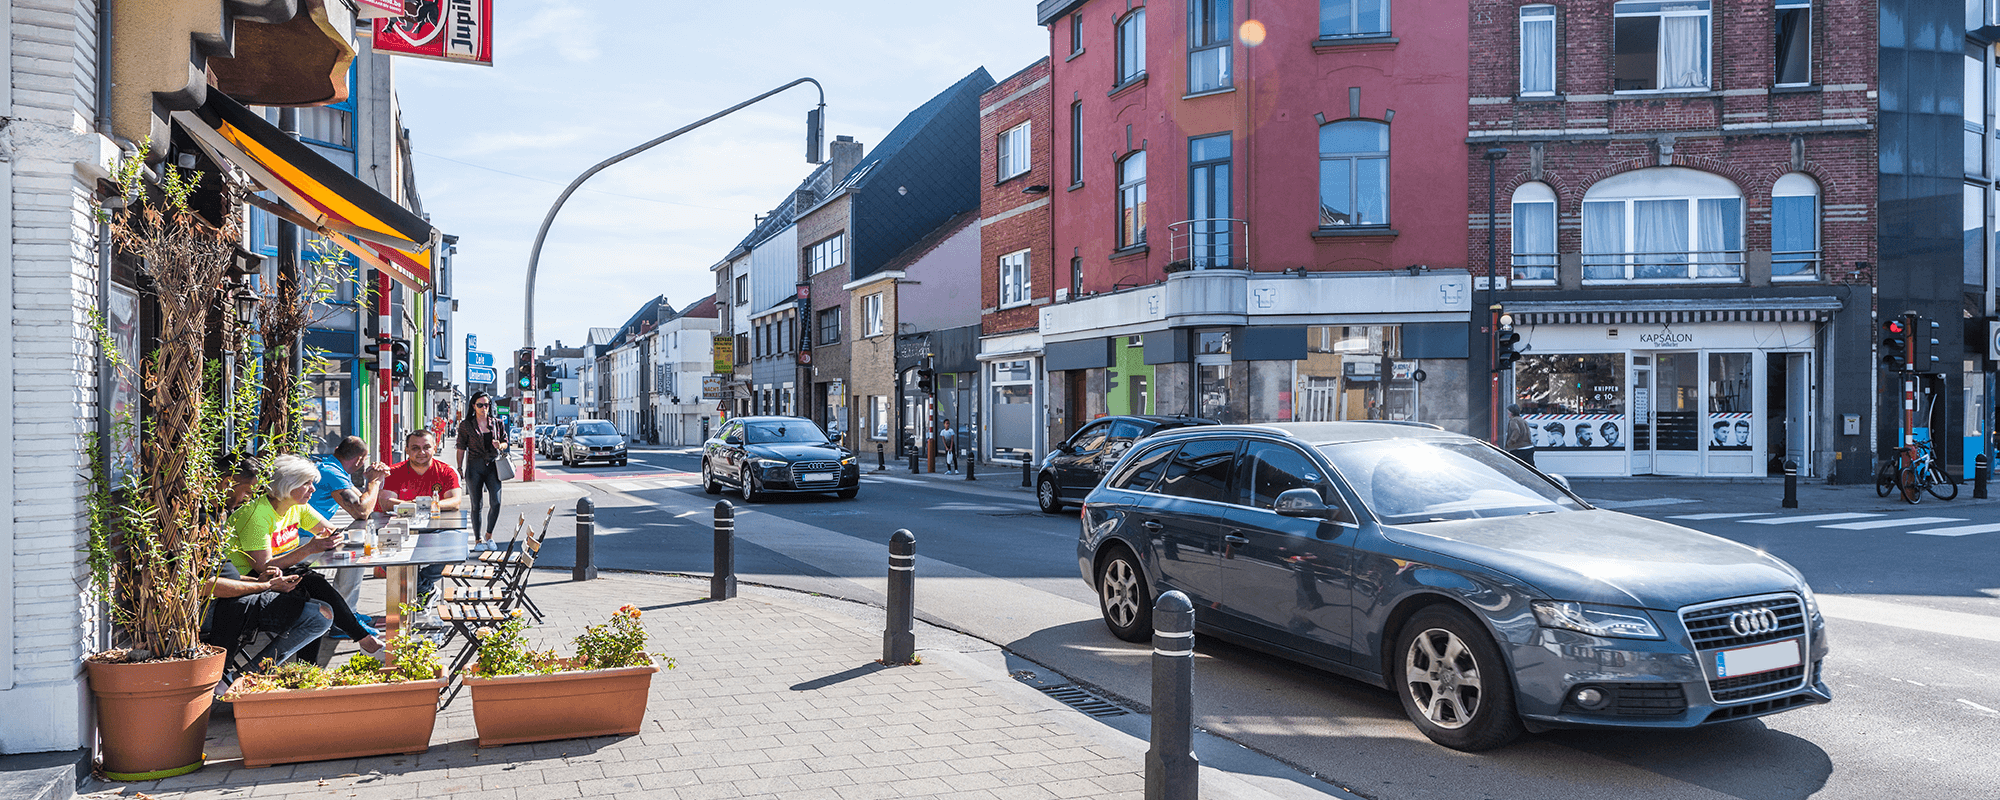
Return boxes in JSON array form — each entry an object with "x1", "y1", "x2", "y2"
[
  {"x1": 1613, "y1": 0, "x2": 1710, "y2": 92},
  {"x1": 1772, "y1": 173, "x2": 1820, "y2": 280},
  {"x1": 990, "y1": 359, "x2": 1037, "y2": 462},
  {"x1": 1319, "y1": 120, "x2": 1388, "y2": 228},
  {"x1": 1520, "y1": 5, "x2": 1555, "y2": 96},
  {"x1": 1581, "y1": 167, "x2": 1742, "y2": 282},
  {"x1": 1511, "y1": 182, "x2": 1558, "y2": 283},
  {"x1": 1513, "y1": 353, "x2": 1628, "y2": 452},
  {"x1": 1298, "y1": 325, "x2": 1408, "y2": 423}
]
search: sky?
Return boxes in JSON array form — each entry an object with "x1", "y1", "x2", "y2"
[{"x1": 391, "y1": 0, "x2": 1048, "y2": 374}]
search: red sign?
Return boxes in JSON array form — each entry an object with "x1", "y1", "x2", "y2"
[
  {"x1": 372, "y1": 0, "x2": 493, "y2": 67},
  {"x1": 353, "y1": 0, "x2": 406, "y2": 19}
]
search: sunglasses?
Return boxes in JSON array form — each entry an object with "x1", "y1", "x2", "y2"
[{"x1": 475, "y1": 402, "x2": 490, "y2": 408}]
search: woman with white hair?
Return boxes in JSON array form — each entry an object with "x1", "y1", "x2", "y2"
[{"x1": 226, "y1": 454, "x2": 387, "y2": 659}]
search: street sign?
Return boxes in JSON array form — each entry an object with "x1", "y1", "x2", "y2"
[
  {"x1": 467, "y1": 350, "x2": 494, "y2": 367},
  {"x1": 467, "y1": 365, "x2": 497, "y2": 384},
  {"x1": 466, "y1": 333, "x2": 477, "y2": 350}
]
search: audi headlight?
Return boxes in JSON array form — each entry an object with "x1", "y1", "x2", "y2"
[
  {"x1": 1531, "y1": 601, "x2": 1663, "y2": 640},
  {"x1": 1799, "y1": 582, "x2": 1821, "y2": 621},
  {"x1": 840, "y1": 456, "x2": 857, "y2": 466},
  {"x1": 754, "y1": 458, "x2": 787, "y2": 469}
]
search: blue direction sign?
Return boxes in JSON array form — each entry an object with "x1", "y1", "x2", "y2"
[
  {"x1": 467, "y1": 350, "x2": 494, "y2": 368},
  {"x1": 467, "y1": 365, "x2": 497, "y2": 384}
]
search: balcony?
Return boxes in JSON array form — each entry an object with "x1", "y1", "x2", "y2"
[
  {"x1": 1164, "y1": 218, "x2": 1249, "y2": 272},
  {"x1": 1581, "y1": 250, "x2": 1747, "y2": 284}
]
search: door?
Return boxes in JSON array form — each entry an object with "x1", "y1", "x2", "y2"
[
  {"x1": 1054, "y1": 420, "x2": 1114, "y2": 494},
  {"x1": 1652, "y1": 351, "x2": 1701, "y2": 475},
  {"x1": 1144, "y1": 437, "x2": 1240, "y2": 613},
  {"x1": 1767, "y1": 352, "x2": 1811, "y2": 476},
  {"x1": 1705, "y1": 352, "x2": 1758, "y2": 475},
  {"x1": 1222, "y1": 441, "x2": 1358, "y2": 662},
  {"x1": 1631, "y1": 362, "x2": 1654, "y2": 474}
]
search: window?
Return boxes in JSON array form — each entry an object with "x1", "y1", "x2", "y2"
[
  {"x1": 1118, "y1": 151, "x2": 1148, "y2": 248},
  {"x1": 1071, "y1": 12, "x2": 1084, "y2": 54},
  {"x1": 1775, "y1": 0, "x2": 1810, "y2": 87},
  {"x1": 734, "y1": 333, "x2": 747, "y2": 365},
  {"x1": 1187, "y1": 134, "x2": 1233, "y2": 267},
  {"x1": 1968, "y1": 49, "x2": 1988, "y2": 176},
  {"x1": 1189, "y1": 0, "x2": 1232, "y2": 93},
  {"x1": 1520, "y1": 5, "x2": 1555, "y2": 95},
  {"x1": 1319, "y1": 120, "x2": 1388, "y2": 228},
  {"x1": 1000, "y1": 249, "x2": 1032, "y2": 308},
  {"x1": 1771, "y1": 173, "x2": 1820, "y2": 280},
  {"x1": 808, "y1": 234, "x2": 845, "y2": 275},
  {"x1": 1109, "y1": 444, "x2": 1175, "y2": 492},
  {"x1": 1321, "y1": 0, "x2": 1389, "y2": 37},
  {"x1": 734, "y1": 274, "x2": 748, "y2": 305},
  {"x1": 1968, "y1": 183, "x2": 1987, "y2": 287},
  {"x1": 1614, "y1": 1, "x2": 1710, "y2": 92},
  {"x1": 863, "y1": 293, "x2": 883, "y2": 337},
  {"x1": 1235, "y1": 442, "x2": 1328, "y2": 511},
  {"x1": 296, "y1": 106, "x2": 352, "y2": 147},
  {"x1": 817, "y1": 307, "x2": 841, "y2": 345},
  {"x1": 1156, "y1": 438, "x2": 1239, "y2": 503},
  {"x1": 1580, "y1": 167, "x2": 1743, "y2": 281},
  {"x1": 870, "y1": 395, "x2": 890, "y2": 439},
  {"x1": 1070, "y1": 255, "x2": 1084, "y2": 297},
  {"x1": 1069, "y1": 101, "x2": 1083, "y2": 186},
  {"x1": 1116, "y1": 9, "x2": 1146, "y2": 85},
  {"x1": 998, "y1": 121, "x2": 1031, "y2": 181},
  {"x1": 1511, "y1": 182, "x2": 1558, "y2": 283}
]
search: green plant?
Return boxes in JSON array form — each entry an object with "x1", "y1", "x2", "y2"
[
  {"x1": 224, "y1": 612, "x2": 443, "y2": 698},
  {"x1": 473, "y1": 605, "x2": 672, "y2": 678}
]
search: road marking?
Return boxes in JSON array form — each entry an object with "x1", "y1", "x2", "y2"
[
  {"x1": 1820, "y1": 516, "x2": 1965, "y2": 530},
  {"x1": 1742, "y1": 512, "x2": 1880, "y2": 525},
  {"x1": 1669, "y1": 512, "x2": 1777, "y2": 520},
  {"x1": 1591, "y1": 497, "x2": 1699, "y2": 509},
  {"x1": 1961, "y1": 699, "x2": 1998, "y2": 714},
  {"x1": 603, "y1": 481, "x2": 646, "y2": 492},
  {"x1": 1814, "y1": 595, "x2": 2000, "y2": 643},
  {"x1": 1908, "y1": 523, "x2": 2000, "y2": 537},
  {"x1": 866, "y1": 475, "x2": 925, "y2": 485}
]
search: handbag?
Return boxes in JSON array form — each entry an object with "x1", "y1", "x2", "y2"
[{"x1": 494, "y1": 454, "x2": 517, "y2": 482}]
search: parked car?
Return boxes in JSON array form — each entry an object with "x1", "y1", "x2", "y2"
[
  {"x1": 559, "y1": 420, "x2": 628, "y2": 467},
  {"x1": 539, "y1": 425, "x2": 562, "y2": 458},
  {"x1": 701, "y1": 416, "x2": 859, "y2": 501},
  {"x1": 1077, "y1": 421, "x2": 1830, "y2": 751},
  {"x1": 1036, "y1": 415, "x2": 1215, "y2": 513}
]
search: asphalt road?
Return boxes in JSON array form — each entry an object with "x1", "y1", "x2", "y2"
[{"x1": 501, "y1": 447, "x2": 1999, "y2": 800}]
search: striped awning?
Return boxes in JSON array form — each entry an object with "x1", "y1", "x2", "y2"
[
  {"x1": 173, "y1": 92, "x2": 438, "y2": 289},
  {"x1": 1510, "y1": 297, "x2": 1842, "y2": 326}
]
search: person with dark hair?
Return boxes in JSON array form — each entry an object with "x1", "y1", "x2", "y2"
[
  {"x1": 454, "y1": 391, "x2": 508, "y2": 543},
  {"x1": 1504, "y1": 404, "x2": 1535, "y2": 466}
]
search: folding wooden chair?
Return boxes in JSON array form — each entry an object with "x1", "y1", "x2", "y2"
[
  {"x1": 440, "y1": 513, "x2": 526, "y2": 587},
  {"x1": 436, "y1": 518, "x2": 545, "y2": 623}
]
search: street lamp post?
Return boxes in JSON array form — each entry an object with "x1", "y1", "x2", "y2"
[{"x1": 1483, "y1": 147, "x2": 1509, "y2": 445}]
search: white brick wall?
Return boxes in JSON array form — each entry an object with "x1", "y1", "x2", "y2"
[{"x1": 1, "y1": 0, "x2": 101, "y2": 754}]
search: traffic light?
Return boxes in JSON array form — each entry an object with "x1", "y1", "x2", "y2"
[
  {"x1": 536, "y1": 362, "x2": 556, "y2": 391},
  {"x1": 915, "y1": 365, "x2": 935, "y2": 394},
  {"x1": 1494, "y1": 317, "x2": 1523, "y2": 371},
  {"x1": 1882, "y1": 315, "x2": 1911, "y2": 370},
  {"x1": 515, "y1": 348, "x2": 533, "y2": 391},
  {"x1": 1914, "y1": 316, "x2": 1941, "y2": 372},
  {"x1": 389, "y1": 338, "x2": 410, "y2": 379}
]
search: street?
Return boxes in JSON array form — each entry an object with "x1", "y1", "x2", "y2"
[{"x1": 493, "y1": 447, "x2": 2000, "y2": 800}]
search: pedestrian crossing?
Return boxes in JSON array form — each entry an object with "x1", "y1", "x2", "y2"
[
  {"x1": 1663, "y1": 509, "x2": 2000, "y2": 536},
  {"x1": 581, "y1": 473, "x2": 930, "y2": 494}
]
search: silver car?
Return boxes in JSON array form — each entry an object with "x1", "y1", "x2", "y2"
[{"x1": 1078, "y1": 422, "x2": 1831, "y2": 751}]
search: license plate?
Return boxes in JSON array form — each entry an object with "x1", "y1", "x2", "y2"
[
  {"x1": 1715, "y1": 639, "x2": 1801, "y2": 678},
  {"x1": 803, "y1": 472, "x2": 834, "y2": 482}
]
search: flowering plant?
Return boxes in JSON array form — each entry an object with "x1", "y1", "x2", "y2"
[
  {"x1": 471, "y1": 605, "x2": 671, "y2": 678},
  {"x1": 223, "y1": 629, "x2": 442, "y2": 697}
]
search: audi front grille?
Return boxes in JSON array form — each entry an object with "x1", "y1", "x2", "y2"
[
  {"x1": 1678, "y1": 593, "x2": 1810, "y2": 705},
  {"x1": 791, "y1": 461, "x2": 842, "y2": 486}
]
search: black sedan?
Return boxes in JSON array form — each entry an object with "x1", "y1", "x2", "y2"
[
  {"x1": 701, "y1": 416, "x2": 859, "y2": 501},
  {"x1": 558, "y1": 420, "x2": 627, "y2": 467},
  {"x1": 1037, "y1": 414, "x2": 1214, "y2": 513}
]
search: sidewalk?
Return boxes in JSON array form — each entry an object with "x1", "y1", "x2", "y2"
[{"x1": 84, "y1": 572, "x2": 1339, "y2": 800}]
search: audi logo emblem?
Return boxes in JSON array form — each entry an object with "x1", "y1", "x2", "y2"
[{"x1": 1728, "y1": 607, "x2": 1781, "y2": 637}]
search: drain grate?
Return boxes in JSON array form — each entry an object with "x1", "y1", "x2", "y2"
[{"x1": 1034, "y1": 683, "x2": 1129, "y2": 718}]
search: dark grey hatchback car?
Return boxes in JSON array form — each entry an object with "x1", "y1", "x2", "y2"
[{"x1": 1077, "y1": 422, "x2": 1831, "y2": 751}]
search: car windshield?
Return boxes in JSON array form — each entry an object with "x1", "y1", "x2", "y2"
[
  {"x1": 574, "y1": 421, "x2": 617, "y2": 436},
  {"x1": 1318, "y1": 439, "x2": 1583, "y2": 524},
  {"x1": 745, "y1": 422, "x2": 830, "y2": 445}
]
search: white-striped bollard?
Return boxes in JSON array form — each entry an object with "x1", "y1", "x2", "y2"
[
  {"x1": 1146, "y1": 590, "x2": 1197, "y2": 800},
  {"x1": 883, "y1": 529, "x2": 916, "y2": 663}
]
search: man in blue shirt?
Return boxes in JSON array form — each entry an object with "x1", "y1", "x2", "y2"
[{"x1": 307, "y1": 436, "x2": 389, "y2": 618}]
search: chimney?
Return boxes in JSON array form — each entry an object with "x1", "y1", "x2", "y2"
[{"x1": 832, "y1": 135, "x2": 864, "y2": 181}]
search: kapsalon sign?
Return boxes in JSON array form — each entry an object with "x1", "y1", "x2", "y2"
[{"x1": 1637, "y1": 325, "x2": 1694, "y2": 347}]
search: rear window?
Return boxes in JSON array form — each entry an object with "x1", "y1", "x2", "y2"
[
  {"x1": 1155, "y1": 438, "x2": 1239, "y2": 504},
  {"x1": 1108, "y1": 444, "x2": 1176, "y2": 492}
]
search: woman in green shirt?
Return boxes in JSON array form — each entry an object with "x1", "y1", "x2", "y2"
[{"x1": 228, "y1": 455, "x2": 386, "y2": 659}]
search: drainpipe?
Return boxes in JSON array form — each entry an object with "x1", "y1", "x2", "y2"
[{"x1": 94, "y1": 0, "x2": 116, "y2": 653}]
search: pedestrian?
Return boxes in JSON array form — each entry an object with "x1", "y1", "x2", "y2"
[
  {"x1": 455, "y1": 391, "x2": 508, "y2": 544},
  {"x1": 1505, "y1": 404, "x2": 1536, "y2": 466}
]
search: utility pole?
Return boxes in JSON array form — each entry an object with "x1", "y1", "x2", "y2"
[{"x1": 1482, "y1": 147, "x2": 1509, "y2": 444}]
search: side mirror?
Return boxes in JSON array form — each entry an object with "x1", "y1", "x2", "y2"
[
  {"x1": 724, "y1": 434, "x2": 741, "y2": 445},
  {"x1": 1274, "y1": 488, "x2": 1342, "y2": 522}
]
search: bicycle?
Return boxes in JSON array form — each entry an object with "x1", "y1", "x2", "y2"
[{"x1": 1875, "y1": 440, "x2": 1957, "y2": 503}]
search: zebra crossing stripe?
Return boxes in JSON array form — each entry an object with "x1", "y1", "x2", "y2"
[
  {"x1": 1669, "y1": 512, "x2": 1776, "y2": 520},
  {"x1": 1820, "y1": 517, "x2": 1965, "y2": 530},
  {"x1": 1742, "y1": 513, "x2": 1880, "y2": 525},
  {"x1": 1908, "y1": 523, "x2": 2000, "y2": 537}
]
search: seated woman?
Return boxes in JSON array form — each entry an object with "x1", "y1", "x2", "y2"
[
  {"x1": 202, "y1": 565, "x2": 334, "y2": 692},
  {"x1": 227, "y1": 455, "x2": 387, "y2": 659}
]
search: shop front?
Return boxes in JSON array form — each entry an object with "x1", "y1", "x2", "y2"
[{"x1": 1511, "y1": 309, "x2": 1828, "y2": 478}]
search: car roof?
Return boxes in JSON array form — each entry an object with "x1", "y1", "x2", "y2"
[
  {"x1": 733, "y1": 415, "x2": 815, "y2": 423},
  {"x1": 1143, "y1": 420, "x2": 1465, "y2": 447},
  {"x1": 1088, "y1": 414, "x2": 1217, "y2": 426}
]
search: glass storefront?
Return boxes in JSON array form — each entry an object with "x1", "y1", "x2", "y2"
[
  {"x1": 1294, "y1": 325, "x2": 1419, "y2": 422},
  {"x1": 989, "y1": 358, "x2": 1037, "y2": 462}
]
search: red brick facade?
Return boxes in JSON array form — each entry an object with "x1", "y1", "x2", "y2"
[{"x1": 980, "y1": 57, "x2": 1054, "y2": 338}]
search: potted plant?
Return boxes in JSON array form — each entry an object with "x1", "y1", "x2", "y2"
[
  {"x1": 82, "y1": 142, "x2": 255, "y2": 781},
  {"x1": 222, "y1": 627, "x2": 446, "y2": 768},
  {"x1": 462, "y1": 605, "x2": 671, "y2": 747}
]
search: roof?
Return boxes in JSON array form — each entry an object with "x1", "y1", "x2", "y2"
[
  {"x1": 674, "y1": 294, "x2": 719, "y2": 319},
  {"x1": 838, "y1": 68, "x2": 993, "y2": 196}
]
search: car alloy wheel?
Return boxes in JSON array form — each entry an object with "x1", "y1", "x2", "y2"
[
  {"x1": 740, "y1": 467, "x2": 760, "y2": 502},
  {"x1": 702, "y1": 460, "x2": 721, "y2": 495},
  {"x1": 1037, "y1": 476, "x2": 1064, "y2": 513},
  {"x1": 1096, "y1": 550, "x2": 1151, "y2": 642},
  {"x1": 1393, "y1": 606, "x2": 1522, "y2": 751}
]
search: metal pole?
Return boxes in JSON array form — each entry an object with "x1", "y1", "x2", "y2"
[
  {"x1": 573, "y1": 497, "x2": 597, "y2": 581},
  {"x1": 1977, "y1": 454, "x2": 1990, "y2": 499},
  {"x1": 1782, "y1": 461, "x2": 1798, "y2": 509},
  {"x1": 711, "y1": 500, "x2": 736, "y2": 600},
  {"x1": 883, "y1": 529, "x2": 916, "y2": 663},
  {"x1": 1484, "y1": 147, "x2": 1509, "y2": 446},
  {"x1": 1022, "y1": 457, "x2": 1032, "y2": 488},
  {"x1": 965, "y1": 446, "x2": 975, "y2": 481},
  {"x1": 1146, "y1": 590, "x2": 1198, "y2": 800},
  {"x1": 876, "y1": 441, "x2": 885, "y2": 471}
]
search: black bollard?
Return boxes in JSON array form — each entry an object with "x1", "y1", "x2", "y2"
[
  {"x1": 876, "y1": 442, "x2": 885, "y2": 472},
  {"x1": 909, "y1": 447, "x2": 920, "y2": 474},
  {"x1": 965, "y1": 449, "x2": 976, "y2": 481},
  {"x1": 573, "y1": 497, "x2": 597, "y2": 581},
  {"x1": 1782, "y1": 461, "x2": 1798, "y2": 509},
  {"x1": 1978, "y1": 455, "x2": 1990, "y2": 499},
  {"x1": 711, "y1": 500, "x2": 736, "y2": 600},
  {"x1": 883, "y1": 529, "x2": 916, "y2": 664},
  {"x1": 1146, "y1": 590, "x2": 1198, "y2": 800},
  {"x1": 1021, "y1": 457, "x2": 1032, "y2": 488}
]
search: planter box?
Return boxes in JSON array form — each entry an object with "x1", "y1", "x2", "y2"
[
  {"x1": 227, "y1": 679, "x2": 444, "y2": 768},
  {"x1": 463, "y1": 664, "x2": 657, "y2": 747}
]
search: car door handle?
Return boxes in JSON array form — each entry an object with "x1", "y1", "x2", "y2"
[
  {"x1": 1223, "y1": 535, "x2": 1249, "y2": 545},
  {"x1": 1140, "y1": 520, "x2": 1164, "y2": 532}
]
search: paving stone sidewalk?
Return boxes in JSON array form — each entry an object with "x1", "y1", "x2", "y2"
[{"x1": 82, "y1": 571, "x2": 1308, "y2": 800}]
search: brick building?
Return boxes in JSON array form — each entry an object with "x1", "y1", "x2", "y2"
[
  {"x1": 1471, "y1": 0, "x2": 1993, "y2": 483},
  {"x1": 977, "y1": 58, "x2": 1057, "y2": 463}
]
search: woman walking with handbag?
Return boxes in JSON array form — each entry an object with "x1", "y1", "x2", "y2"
[{"x1": 455, "y1": 391, "x2": 509, "y2": 543}]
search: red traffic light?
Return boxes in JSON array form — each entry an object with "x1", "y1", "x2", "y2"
[{"x1": 1885, "y1": 319, "x2": 1908, "y2": 335}]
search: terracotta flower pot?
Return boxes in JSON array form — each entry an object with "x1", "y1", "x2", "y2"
[
  {"x1": 227, "y1": 678, "x2": 445, "y2": 768},
  {"x1": 464, "y1": 664, "x2": 657, "y2": 747},
  {"x1": 86, "y1": 648, "x2": 227, "y2": 781}
]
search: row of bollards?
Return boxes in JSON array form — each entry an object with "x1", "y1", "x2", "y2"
[{"x1": 702, "y1": 503, "x2": 1196, "y2": 799}]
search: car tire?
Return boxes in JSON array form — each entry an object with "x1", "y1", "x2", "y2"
[
  {"x1": 740, "y1": 467, "x2": 760, "y2": 503},
  {"x1": 1096, "y1": 548, "x2": 1152, "y2": 643},
  {"x1": 701, "y1": 461, "x2": 721, "y2": 495},
  {"x1": 1037, "y1": 476, "x2": 1065, "y2": 514},
  {"x1": 1392, "y1": 606, "x2": 1524, "y2": 752},
  {"x1": 837, "y1": 487, "x2": 858, "y2": 500}
]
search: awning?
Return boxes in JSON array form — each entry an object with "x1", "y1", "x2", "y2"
[{"x1": 172, "y1": 91, "x2": 438, "y2": 289}]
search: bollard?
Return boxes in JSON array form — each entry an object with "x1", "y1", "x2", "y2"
[
  {"x1": 1978, "y1": 455, "x2": 1990, "y2": 499},
  {"x1": 1782, "y1": 461, "x2": 1798, "y2": 509},
  {"x1": 965, "y1": 449, "x2": 975, "y2": 481},
  {"x1": 909, "y1": 448, "x2": 921, "y2": 474},
  {"x1": 876, "y1": 442, "x2": 886, "y2": 472},
  {"x1": 573, "y1": 497, "x2": 597, "y2": 581},
  {"x1": 883, "y1": 529, "x2": 916, "y2": 664},
  {"x1": 711, "y1": 500, "x2": 736, "y2": 600},
  {"x1": 1021, "y1": 458, "x2": 1032, "y2": 488},
  {"x1": 1146, "y1": 590, "x2": 1198, "y2": 800}
]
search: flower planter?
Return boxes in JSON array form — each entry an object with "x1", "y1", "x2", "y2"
[
  {"x1": 86, "y1": 649, "x2": 227, "y2": 781},
  {"x1": 464, "y1": 664, "x2": 657, "y2": 747},
  {"x1": 227, "y1": 679, "x2": 445, "y2": 768}
]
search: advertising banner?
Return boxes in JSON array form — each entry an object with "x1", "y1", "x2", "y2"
[
  {"x1": 354, "y1": 0, "x2": 406, "y2": 19},
  {"x1": 712, "y1": 335, "x2": 734, "y2": 373},
  {"x1": 1525, "y1": 414, "x2": 1627, "y2": 451},
  {"x1": 372, "y1": 0, "x2": 494, "y2": 66},
  {"x1": 702, "y1": 375, "x2": 724, "y2": 400}
]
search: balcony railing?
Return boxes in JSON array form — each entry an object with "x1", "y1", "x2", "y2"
[
  {"x1": 1166, "y1": 218, "x2": 1250, "y2": 271},
  {"x1": 1581, "y1": 250, "x2": 1746, "y2": 282},
  {"x1": 1771, "y1": 249, "x2": 1820, "y2": 280}
]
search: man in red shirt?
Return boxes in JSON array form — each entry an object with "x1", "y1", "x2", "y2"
[{"x1": 379, "y1": 430, "x2": 465, "y2": 511}]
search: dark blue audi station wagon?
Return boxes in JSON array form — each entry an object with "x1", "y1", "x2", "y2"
[{"x1": 1077, "y1": 421, "x2": 1831, "y2": 751}]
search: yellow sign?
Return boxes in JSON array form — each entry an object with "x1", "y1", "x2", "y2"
[{"x1": 713, "y1": 335, "x2": 734, "y2": 373}]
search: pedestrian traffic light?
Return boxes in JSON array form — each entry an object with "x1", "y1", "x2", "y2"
[
  {"x1": 1882, "y1": 315, "x2": 1911, "y2": 370},
  {"x1": 916, "y1": 366, "x2": 934, "y2": 394},
  {"x1": 389, "y1": 338, "x2": 410, "y2": 378},
  {"x1": 1913, "y1": 316, "x2": 1941, "y2": 372},
  {"x1": 1494, "y1": 317, "x2": 1523, "y2": 371}
]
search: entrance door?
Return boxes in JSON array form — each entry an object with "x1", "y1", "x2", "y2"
[
  {"x1": 1767, "y1": 353, "x2": 1811, "y2": 476},
  {"x1": 1652, "y1": 351, "x2": 1701, "y2": 475},
  {"x1": 1705, "y1": 352, "x2": 1758, "y2": 475},
  {"x1": 1631, "y1": 363, "x2": 1653, "y2": 474}
]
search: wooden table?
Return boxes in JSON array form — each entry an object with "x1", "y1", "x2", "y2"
[{"x1": 310, "y1": 522, "x2": 469, "y2": 634}]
